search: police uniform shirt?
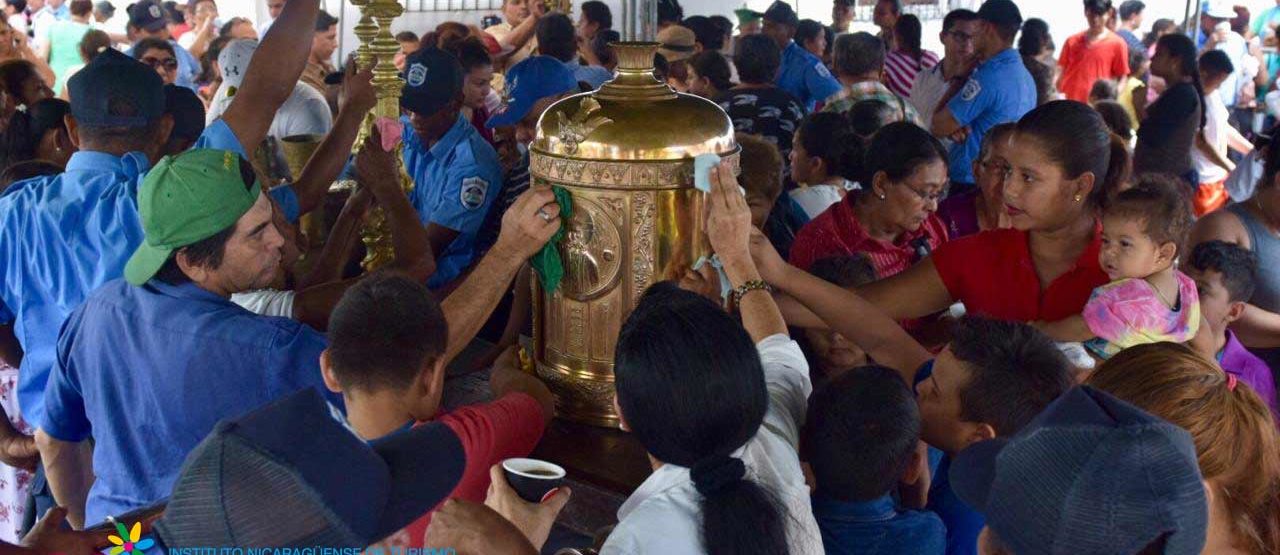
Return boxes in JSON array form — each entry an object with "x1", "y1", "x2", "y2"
[
  {"x1": 401, "y1": 113, "x2": 504, "y2": 288},
  {"x1": 945, "y1": 48, "x2": 1036, "y2": 185},
  {"x1": 776, "y1": 41, "x2": 842, "y2": 112}
]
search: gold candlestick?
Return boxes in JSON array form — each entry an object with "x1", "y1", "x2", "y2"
[{"x1": 350, "y1": 0, "x2": 413, "y2": 271}]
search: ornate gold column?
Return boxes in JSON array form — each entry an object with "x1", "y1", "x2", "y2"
[{"x1": 349, "y1": 0, "x2": 412, "y2": 270}]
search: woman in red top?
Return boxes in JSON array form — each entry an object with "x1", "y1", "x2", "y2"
[
  {"x1": 789, "y1": 121, "x2": 949, "y2": 280},
  {"x1": 853, "y1": 100, "x2": 1124, "y2": 324},
  {"x1": 1057, "y1": 0, "x2": 1130, "y2": 103}
]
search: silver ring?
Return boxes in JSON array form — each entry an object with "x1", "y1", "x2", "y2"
[{"x1": 537, "y1": 207, "x2": 552, "y2": 221}]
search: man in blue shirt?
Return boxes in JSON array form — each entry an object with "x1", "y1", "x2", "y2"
[
  {"x1": 125, "y1": 0, "x2": 200, "y2": 91},
  {"x1": 764, "y1": 0, "x2": 840, "y2": 111},
  {"x1": 3, "y1": 0, "x2": 333, "y2": 527},
  {"x1": 400, "y1": 47, "x2": 504, "y2": 289},
  {"x1": 930, "y1": 0, "x2": 1034, "y2": 190},
  {"x1": 36, "y1": 148, "x2": 334, "y2": 530}
]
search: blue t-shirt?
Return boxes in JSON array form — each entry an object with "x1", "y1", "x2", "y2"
[
  {"x1": 776, "y1": 41, "x2": 842, "y2": 112},
  {"x1": 928, "y1": 455, "x2": 985, "y2": 555},
  {"x1": 0, "y1": 119, "x2": 277, "y2": 428},
  {"x1": 945, "y1": 48, "x2": 1035, "y2": 184},
  {"x1": 401, "y1": 114, "x2": 504, "y2": 288},
  {"x1": 126, "y1": 40, "x2": 201, "y2": 92},
  {"x1": 565, "y1": 59, "x2": 613, "y2": 89},
  {"x1": 41, "y1": 279, "x2": 334, "y2": 528},
  {"x1": 813, "y1": 493, "x2": 947, "y2": 555}
]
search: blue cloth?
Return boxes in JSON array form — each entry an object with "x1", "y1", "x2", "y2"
[
  {"x1": 126, "y1": 40, "x2": 200, "y2": 91},
  {"x1": 776, "y1": 41, "x2": 841, "y2": 112},
  {"x1": 564, "y1": 59, "x2": 612, "y2": 89},
  {"x1": 813, "y1": 493, "x2": 946, "y2": 555},
  {"x1": 1116, "y1": 29, "x2": 1142, "y2": 53},
  {"x1": 0, "y1": 119, "x2": 250, "y2": 429},
  {"x1": 40, "y1": 279, "x2": 334, "y2": 528},
  {"x1": 945, "y1": 48, "x2": 1035, "y2": 184},
  {"x1": 928, "y1": 455, "x2": 985, "y2": 555},
  {"x1": 52, "y1": 2, "x2": 68, "y2": 19},
  {"x1": 401, "y1": 114, "x2": 503, "y2": 288}
]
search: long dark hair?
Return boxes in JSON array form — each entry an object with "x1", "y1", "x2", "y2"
[
  {"x1": 615, "y1": 282, "x2": 790, "y2": 555},
  {"x1": 799, "y1": 111, "x2": 862, "y2": 182},
  {"x1": 1157, "y1": 33, "x2": 1205, "y2": 130},
  {"x1": 688, "y1": 50, "x2": 733, "y2": 92},
  {"x1": 894, "y1": 14, "x2": 923, "y2": 61},
  {"x1": 1017, "y1": 18, "x2": 1053, "y2": 58},
  {"x1": 1014, "y1": 100, "x2": 1130, "y2": 211}
]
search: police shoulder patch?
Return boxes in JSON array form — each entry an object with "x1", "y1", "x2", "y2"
[
  {"x1": 815, "y1": 61, "x2": 832, "y2": 79},
  {"x1": 407, "y1": 63, "x2": 428, "y2": 87},
  {"x1": 460, "y1": 176, "x2": 488, "y2": 210},
  {"x1": 960, "y1": 78, "x2": 981, "y2": 102}
]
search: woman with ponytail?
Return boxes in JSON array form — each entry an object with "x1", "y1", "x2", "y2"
[
  {"x1": 835, "y1": 101, "x2": 1120, "y2": 326},
  {"x1": 601, "y1": 162, "x2": 822, "y2": 555},
  {"x1": 787, "y1": 111, "x2": 861, "y2": 220},
  {"x1": 1088, "y1": 342, "x2": 1280, "y2": 555},
  {"x1": 1134, "y1": 33, "x2": 1204, "y2": 187}
]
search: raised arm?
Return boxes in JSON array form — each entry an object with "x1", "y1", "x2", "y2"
[
  {"x1": 439, "y1": 187, "x2": 561, "y2": 365},
  {"x1": 856, "y1": 257, "x2": 955, "y2": 321},
  {"x1": 705, "y1": 161, "x2": 786, "y2": 342},
  {"x1": 750, "y1": 232, "x2": 931, "y2": 383},
  {"x1": 290, "y1": 65, "x2": 377, "y2": 218},
  {"x1": 219, "y1": 0, "x2": 320, "y2": 152}
]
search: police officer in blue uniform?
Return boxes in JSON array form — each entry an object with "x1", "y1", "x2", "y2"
[
  {"x1": 399, "y1": 48, "x2": 505, "y2": 289},
  {"x1": 930, "y1": 0, "x2": 1035, "y2": 191},
  {"x1": 766, "y1": 0, "x2": 841, "y2": 112}
]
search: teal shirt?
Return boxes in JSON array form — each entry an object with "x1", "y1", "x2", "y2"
[{"x1": 44, "y1": 20, "x2": 89, "y2": 93}]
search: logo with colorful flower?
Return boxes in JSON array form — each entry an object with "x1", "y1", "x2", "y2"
[{"x1": 107, "y1": 521, "x2": 155, "y2": 555}]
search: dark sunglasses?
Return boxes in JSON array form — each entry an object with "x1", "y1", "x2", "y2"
[{"x1": 141, "y1": 57, "x2": 179, "y2": 70}]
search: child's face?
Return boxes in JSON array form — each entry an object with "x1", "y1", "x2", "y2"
[
  {"x1": 1186, "y1": 266, "x2": 1237, "y2": 337},
  {"x1": 804, "y1": 328, "x2": 867, "y2": 375},
  {"x1": 789, "y1": 131, "x2": 814, "y2": 184},
  {"x1": 1099, "y1": 215, "x2": 1172, "y2": 281},
  {"x1": 745, "y1": 191, "x2": 775, "y2": 229}
]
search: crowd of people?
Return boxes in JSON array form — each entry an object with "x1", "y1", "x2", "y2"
[{"x1": 0, "y1": 0, "x2": 1275, "y2": 553}]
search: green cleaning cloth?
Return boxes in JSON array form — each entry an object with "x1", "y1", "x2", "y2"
[{"x1": 531, "y1": 186, "x2": 573, "y2": 292}]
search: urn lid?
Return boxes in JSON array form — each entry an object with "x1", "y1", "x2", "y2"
[{"x1": 530, "y1": 42, "x2": 736, "y2": 161}]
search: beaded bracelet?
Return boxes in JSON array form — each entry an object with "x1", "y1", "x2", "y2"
[{"x1": 731, "y1": 279, "x2": 773, "y2": 305}]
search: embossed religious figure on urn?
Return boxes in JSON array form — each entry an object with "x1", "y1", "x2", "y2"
[{"x1": 531, "y1": 42, "x2": 739, "y2": 427}]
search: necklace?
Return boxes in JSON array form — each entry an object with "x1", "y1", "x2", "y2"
[{"x1": 1152, "y1": 279, "x2": 1176, "y2": 309}]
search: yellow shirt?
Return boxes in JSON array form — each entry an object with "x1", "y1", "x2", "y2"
[{"x1": 1117, "y1": 75, "x2": 1144, "y2": 130}]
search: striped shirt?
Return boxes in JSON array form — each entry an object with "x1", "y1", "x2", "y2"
[{"x1": 884, "y1": 49, "x2": 940, "y2": 98}]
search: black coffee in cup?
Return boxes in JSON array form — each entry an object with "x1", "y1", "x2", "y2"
[{"x1": 502, "y1": 458, "x2": 566, "y2": 503}]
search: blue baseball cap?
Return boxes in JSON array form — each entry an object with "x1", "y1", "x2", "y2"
[
  {"x1": 486, "y1": 55, "x2": 578, "y2": 129},
  {"x1": 67, "y1": 48, "x2": 165, "y2": 128},
  {"x1": 400, "y1": 47, "x2": 463, "y2": 116},
  {"x1": 951, "y1": 386, "x2": 1208, "y2": 555},
  {"x1": 153, "y1": 388, "x2": 465, "y2": 547}
]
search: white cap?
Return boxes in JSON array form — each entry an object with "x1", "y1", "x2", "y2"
[
  {"x1": 1203, "y1": 0, "x2": 1235, "y2": 20},
  {"x1": 218, "y1": 38, "x2": 259, "y2": 90}
]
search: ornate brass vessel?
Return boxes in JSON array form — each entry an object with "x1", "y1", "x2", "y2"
[{"x1": 531, "y1": 42, "x2": 739, "y2": 427}]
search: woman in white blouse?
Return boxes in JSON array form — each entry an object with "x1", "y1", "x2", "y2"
[{"x1": 599, "y1": 162, "x2": 824, "y2": 555}]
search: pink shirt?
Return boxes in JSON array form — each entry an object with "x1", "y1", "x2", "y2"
[
  {"x1": 884, "y1": 49, "x2": 940, "y2": 98},
  {"x1": 1081, "y1": 272, "x2": 1201, "y2": 359}
]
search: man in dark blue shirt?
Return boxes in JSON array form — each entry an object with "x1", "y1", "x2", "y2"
[{"x1": 764, "y1": 0, "x2": 840, "y2": 111}]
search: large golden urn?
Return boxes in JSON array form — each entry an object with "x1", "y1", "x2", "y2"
[{"x1": 531, "y1": 42, "x2": 738, "y2": 428}]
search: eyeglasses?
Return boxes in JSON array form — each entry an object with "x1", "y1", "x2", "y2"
[
  {"x1": 899, "y1": 181, "x2": 946, "y2": 204},
  {"x1": 141, "y1": 57, "x2": 178, "y2": 70}
]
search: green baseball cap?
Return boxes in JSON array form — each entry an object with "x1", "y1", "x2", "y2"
[{"x1": 125, "y1": 149, "x2": 262, "y2": 286}]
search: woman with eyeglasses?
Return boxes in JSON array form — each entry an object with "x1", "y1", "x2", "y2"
[
  {"x1": 802, "y1": 101, "x2": 1120, "y2": 332},
  {"x1": 788, "y1": 121, "x2": 949, "y2": 284},
  {"x1": 132, "y1": 36, "x2": 180, "y2": 85},
  {"x1": 935, "y1": 122, "x2": 1014, "y2": 239}
]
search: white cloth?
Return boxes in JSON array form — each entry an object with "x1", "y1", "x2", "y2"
[
  {"x1": 599, "y1": 334, "x2": 824, "y2": 555},
  {"x1": 1212, "y1": 32, "x2": 1250, "y2": 106},
  {"x1": 0, "y1": 363, "x2": 31, "y2": 543},
  {"x1": 6, "y1": 14, "x2": 26, "y2": 36},
  {"x1": 28, "y1": 7, "x2": 54, "y2": 48},
  {"x1": 789, "y1": 183, "x2": 849, "y2": 220},
  {"x1": 177, "y1": 30, "x2": 197, "y2": 51},
  {"x1": 1226, "y1": 146, "x2": 1264, "y2": 202},
  {"x1": 231, "y1": 289, "x2": 296, "y2": 318},
  {"x1": 1192, "y1": 90, "x2": 1230, "y2": 184},
  {"x1": 908, "y1": 62, "x2": 948, "y2": 130}
]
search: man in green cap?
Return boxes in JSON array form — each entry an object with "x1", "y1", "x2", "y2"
[
  {"x1": 34, "y1": 144, "x2": 566, "y2": 528},
  {"x1": 735, "y1": 6, "x2": 763, "y2": 37}
]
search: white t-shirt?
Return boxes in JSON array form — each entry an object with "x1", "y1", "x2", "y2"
[
  {"x1": 789, "y1": 182, "x2": 853, "y2": 221},
  {"x1": 1192, "y1": 90, "x2": 1230, "y2": 184},
  {"x1": 909, "y1": 63, "x2": 948, "y2": 130},
  {"x1": 599, "y1": 334, "x2": 824, "y2": 555},
  {"x1": 28, "y1": 8, "x2": 55, "y2": 48},
  {"x1": 7, "y1": 14, "x2": 26, "y2": 36},
  {"x1": 231, "y1": 289, "x2": 296, "y2": 318},
  {"x1": 1213, "y1": 32, "x2": 1250, "y2": 106}
]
